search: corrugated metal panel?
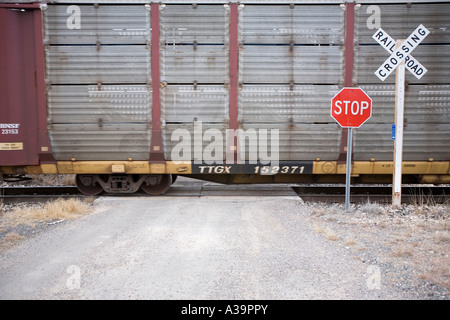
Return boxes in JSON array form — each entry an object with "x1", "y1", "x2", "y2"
[
  {"x1": 161, "y1": 45, "x2": 228, "y2": 84},
  {"x1": 44, "y1": 3, "x2": 152, "y2": 161},
  {"x1": 242, "y1": 5, "x2": 344, "y2": 45},
  {"x1": 243, "y1": 123, "x2": 341, "y2": 161},
  {"x1": 356, "y1": 3, "x2": 450, "y2": 44},
  {"x1": 355, "y1": 44, "x2": 450, "y2": 85},
  {"x1": 360, "y1": 84, "x2": 450, "y2": 124},
  {"x1": 162, "y1": 85, "x2": 228, "y2": 123},
  {"x1": 354, "y1": 124, "x2": 450, "y2": 161},
  {"x1": 239, "y1": 85, "x2": 340, "y2": 123},
  {"x1": 49, "y1": 124, "x2": 151, "y2": 161},
  {"x1": 46, "y1": 45, "x2": 151, "y2": 84},
  {"x1": 358, "y1": 84, "x2": 395, "y2": 123},
  {"x1": 4, "y1": 1, "x2": 450, "y2": 5},
  {"x1": 353, "y1": 124, "x2": 394, "y2": 161},
  {"x1": 241, "y1": 45, "x2": 343, "y2": 84},
  {"x1": 405, "y1": 85, "x2": 450, "y2": 124},
  {"x1": 47, "y1": 85, "x2": 151, "y2": 123},
  {"x1": 160, "y1": 4, "x2": 228, "y2": 44},
  {"x1": 403, "y1": 124, "x2": 450, "y2": 161},
  {"x1": 354, "y1": 85, "x2": 450, "y2": 161},
  {"x1": 43, "y1": 4, "x2": 150, "y2": 45}
]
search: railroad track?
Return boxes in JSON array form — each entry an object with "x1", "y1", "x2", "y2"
[
  {"x1": 292, "y1": 185, "x2": 450, "y2": 204},
  {"x1": 0, "y1": 186, "x2": 85, "y2": 204},
  {"x1": 1, "y1": 185, "x2": 449, "y2": 205}
]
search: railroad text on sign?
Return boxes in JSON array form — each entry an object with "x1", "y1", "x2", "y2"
[
  {"x1": 374, "y1": 24, "x2": 429, "y2": 81},
  {"x1": 372, "y1": 27, "x2": 428, "y2": 79}
]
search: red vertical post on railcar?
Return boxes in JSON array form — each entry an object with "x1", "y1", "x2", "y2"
[
  {"x1": 226, "y1": 2, "x2": 240, "y2": 164},
  {"x1": 149, "y1": 3, "x2": 165, "y2": 163},
  {"x1": 337, "y1": 2, "x2": 355, "y2": 164}
]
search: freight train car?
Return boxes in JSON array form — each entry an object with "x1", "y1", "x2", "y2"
[{"x1": 1, "y1": 0, "x2": 449, "y2": 195}]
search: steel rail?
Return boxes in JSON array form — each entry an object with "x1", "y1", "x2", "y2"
[{"x1": 1, "y1": 185, "x2": 448, "y2": 205}]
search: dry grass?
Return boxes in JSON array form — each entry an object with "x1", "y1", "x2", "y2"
[
  {"x1": 1, "y1": 198, "x2": 91, "y2": 228},
  {"x1": 2, "y1": 232, "x2": 25, "y2": 242},
  {"x1": 343, "y1": 237, "x2": 357, "y2": 246},
  {"x1": 0, "y1": 198, "x2": 93, "y2": 250},
  {"x1": 307, "y1": 200, "x2": 450, "y2": 294},
  {"x1": 313, "y1": 224, "x2": 339, "y2": 241},
  {"x1": 389, "y1": 244, "x2": 414, "y2": 258},
  {"x1": 358, "y1": 201, "x2": 385, "y2": 215}
]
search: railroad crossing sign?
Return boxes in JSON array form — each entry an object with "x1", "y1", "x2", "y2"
[
  {"x1": 373, "y1": 24, "x2": 430, "y2": 81},
  {"x1": 331, "y1": 87, "x2": 372, "y2": 128},
  {"x1": 372, "y1": 24, "x2": 430, "y2": 208}
]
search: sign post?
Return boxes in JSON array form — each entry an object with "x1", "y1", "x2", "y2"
[
  {"x1": 372, "y1": 25, "x2": 429, "y2": 208},
  {"x1": 393, "y1": 49, "x2": 406, "y2": 208},
  {"x1": 331, "y1": 88, "x2": 373, "y2": 210},
  {"x1": 345, "y1": 127, "x2": 353, "y2": 211}
]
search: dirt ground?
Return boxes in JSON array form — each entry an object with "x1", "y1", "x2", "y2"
[
  {"x1": 0, "y1": 178, "x2": 449, "y2": 300},
  {"x1": 304, "y1": 201, "x2": 449, "y2": 299}
]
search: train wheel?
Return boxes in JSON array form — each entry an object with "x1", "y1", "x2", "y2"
[
  {"x1": 76, "y1": 174, "x2": 103, "y2": 196},
  {"x1": 141, "y1": 174, "x2": 172, "y2": 196}
]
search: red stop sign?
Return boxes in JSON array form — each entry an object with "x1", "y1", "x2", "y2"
[{"x1": 331, "y1": 87, "x2": 372, "y2": 128}]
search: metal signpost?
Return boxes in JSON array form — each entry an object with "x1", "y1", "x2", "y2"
[
  {"x1": 372, "y1": 25, "x2": 430, "y2": 208},
  {"x1": 331, "y1": 88, "x2": 373, "y2": 210}
]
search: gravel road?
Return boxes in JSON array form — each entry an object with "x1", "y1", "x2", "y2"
[{"x1": 1, "y1": 181, "x2": 435, "y2": 301}]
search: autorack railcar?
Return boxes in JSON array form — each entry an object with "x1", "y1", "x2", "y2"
[{"x1": 0, "y1": 0, "x2": 449, "y2": 195}]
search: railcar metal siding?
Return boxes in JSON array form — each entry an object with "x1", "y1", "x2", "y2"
[
  {"x1": 243, "y1": 123, "x2": 341, "y2": 161},
  {"x1": 161, "y1": 45, "x2": 228, "y2": 84},
  {"x1": 47, "y1": 85, "x2": 152, "y2": 123},
  {"x1": 354, "y1": 85, "x2": 450, "y2": 161},
  {"x1": 241, "y1": 45, "x2": 343, "y2": 84},
  {"x1": 160, "y1": 4, "x2": 228, "y2": 45},
  {"x1": 239, "y1": 4, "x2": 345, "y2": 161},
  {"x1": 162, "y1": 85, "x2": 228, "y2": 123},
  {"x1": 46, "y1": 45, "x2": 151, "y2": 84},
  {"x1": 355, "y1": 44, "x2": 450, "y2": 85},
  {"x1": 5, "y1": 0, "x2": 450, "y2": 3},
  {"x1": 356, "y1": 3, "x2": 450, "y2": 45},
  {"x1": 43, "y1": 4, "x2": 151, "y2": 45},
  {"x1": 50, "y1": 124, "x2": 151, "y2": 161},
  {"x1": 44, "y1": 4, "x2": 152, "y2": 161},
  {"x1": 36, "y1": 1, "x2": 450, "y2": 164},
  {"x1": 241, "y1": 4, "x2": 343, "y2": 45},
  {"x1": 160, "y1": 4, "x2": 230, "y2": 162},
  {"x1": 239, "y1": 85, "x2": 340, "y2": 123},
  {"x1": 159, "y1": 4, "x2": 229, "y2": 85}
]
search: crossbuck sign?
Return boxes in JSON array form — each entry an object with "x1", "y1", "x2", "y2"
[
  {"x1": 372, "y1": 24, "x2": 430, "y2": 208},
  {"x1": 373, "y1": 24, "x2": 430, "y2": 81}
]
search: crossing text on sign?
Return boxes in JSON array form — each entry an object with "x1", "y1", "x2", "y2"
[{"x1": 374, "y1": 24, "x2": 429, "y2": 81}]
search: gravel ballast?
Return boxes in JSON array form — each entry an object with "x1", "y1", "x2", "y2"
[{"x1": 0, "y1": 187, "x2": 448, "y2": 300}]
